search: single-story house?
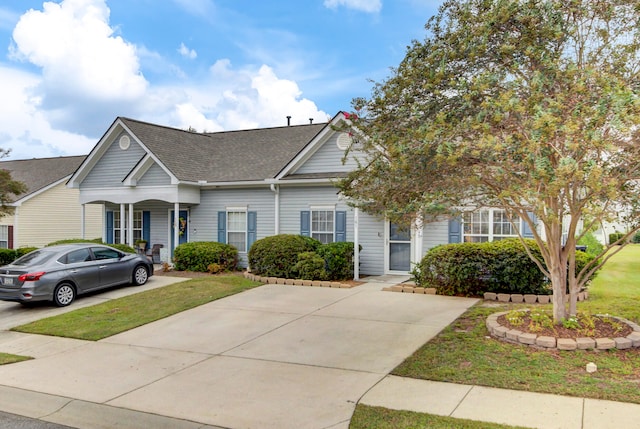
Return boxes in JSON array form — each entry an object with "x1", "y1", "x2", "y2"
[
  {"x1": 67, "y1": 112, "x2": 534, "y2": 277},
  {"x1": 0, "y1": 156, "x2": 103, "y2": 248}
]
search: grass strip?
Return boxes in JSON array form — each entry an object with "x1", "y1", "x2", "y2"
[
  {"x1": 391, "y1": 244, "x2": 640, "y2": 404},
  {"x1": 12, "y1": 274, "x2": 261, "y2": 341},
  {"x1": 0, "y1": 353, "x2": 32, "y2": 365},
  {"x1": 350, "y1": 405, "x2": 526, "y2": 429}
]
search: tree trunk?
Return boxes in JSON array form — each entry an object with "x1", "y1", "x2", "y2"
[{"x1": 549, "y1": 263, "x2": 567, "y2": 323}]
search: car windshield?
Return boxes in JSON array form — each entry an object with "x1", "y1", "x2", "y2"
[{"x1": 11, "y1": 249, "x2": 57, "y2": 266}]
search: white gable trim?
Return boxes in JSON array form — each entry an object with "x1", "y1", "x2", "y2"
[
  {"x1": 68, "y1": 118, "x2": 179, "y2": 189},
  {"x1": 275, "y1": 112, "x2": 348, "y2": 180}
]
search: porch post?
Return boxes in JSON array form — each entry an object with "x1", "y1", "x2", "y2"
[
  {"x1": 413, "y1": 214, "x2": 424, "y2": 268},
  {"x1": 119, "y1": 204, "x2": 126, "y2": 244},
  {"x1": 128, "y1": 204, "x2": 134, "y2": 247},
  {"x1": 354, "y1": 208, "x2": 360, "y2": 280},
  {"x1": 173, "y1": 202, "x2": 180, "y2": 254}
]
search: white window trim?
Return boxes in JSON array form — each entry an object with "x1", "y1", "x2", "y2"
[
  {"x1": 310, "y1": 208, "x2": 335, "y2": 244},
  {"x1": 463, "y1": 208, "x2": 521, "y2": 242},
  {"x1": 113, "y1": 210, "x2": 143, "y2": 245},
  {"x1": 227, "y1": 209, "x2": 248, "y2": 252}
]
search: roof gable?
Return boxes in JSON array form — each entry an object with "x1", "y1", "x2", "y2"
[{"x1": 0, "y1": 155, "x2": 86, "y2": 203}]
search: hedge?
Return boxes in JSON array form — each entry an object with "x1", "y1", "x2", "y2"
[
  {"x1": 248, "y1": 234, "x2": 321, "y2": 278},
  {"x1": 412, "y1": 238, "x2": 599, "y2": 297},
  {"x1": 173, "y1": 241, "x2": 238, "y2": 272}
]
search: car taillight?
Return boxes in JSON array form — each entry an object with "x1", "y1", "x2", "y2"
[{"x1": 18, "y1": 272, "x2": 46, "y2": 282}]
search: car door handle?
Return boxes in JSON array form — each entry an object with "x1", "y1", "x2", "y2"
[{"x1": 99, "y1": 265, "x2": 107, "y2": 269}]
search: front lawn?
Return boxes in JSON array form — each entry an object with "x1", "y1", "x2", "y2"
[
  {"x1": 391, "y1": 244, "x2": 640, "y2": 404},
  {"x1": 12, "y1": 274, "x2": 261, "y2": 341},
  {"x1": 0, "y1": 353, "x2": 32, "y2": 365}
]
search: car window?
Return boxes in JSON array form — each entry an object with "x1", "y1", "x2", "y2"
[
  {"x1": 59, "y1": 248, "x2": 92, "y2": 264},
  {"x1": 12, "y1": 250, "x2": 57, "y2": 266},
  {"x1": 91, "y1": 247, "x2": 122, "y2": 261}
]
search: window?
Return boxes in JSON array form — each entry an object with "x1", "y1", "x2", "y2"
[
  {"x1": 0, "y1": 226, "x2": 8, "y2": 249},
  {"x1": 312, "y1": 210, "x2": 334, "y2": 244},
  {"x1": 113, "y1": 211, "x2": 143, "y2": 245},
  {"x1": 59, "y1": 248, "x2": 92, "y2": 264},
  {"x1": 92, "y1": 247, "x2": 122, "y2": 260},
  {"x1": 227, "y1": 211, "x2": 247, "y2": 252},
  {"x1": 463, "y1": 209, "x2": 520, "y2": 242}
]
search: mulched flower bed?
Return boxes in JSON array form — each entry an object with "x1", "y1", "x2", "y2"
[{"x1": 497, "y1": 313, "x2": 633, "y2": 339}]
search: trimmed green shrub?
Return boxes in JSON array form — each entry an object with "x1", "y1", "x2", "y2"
[
  {"x1": 248, "y1": 234, "x2": 321, "y2": 278},
  {"x1": 316, "y1": 242, "x2": 357, "y2": 281},
  {"x1": 411, "y1": 238, "x2": 599, "y2": 297},
  {"x1": 0, "y1": 249, "x2": 17, "y2": 265},
  {"x1": 633, "y1": 232, "x2": 640, "y2": 244},
  {"x1": 609, "y1": 232, "x2": 625, "y2": 245},
  {"x1": 577, "y1": 231, "x2": 604, "y2": 256},
  {"x1": 293, "y1": 252, "x2": 327, "y2": 280},
  {"x1": 173, "y1": 241, "x2": 238, "y2": 272},
  {"x1": 46, "y1": 238, "x2": 103, "y2": 246}
]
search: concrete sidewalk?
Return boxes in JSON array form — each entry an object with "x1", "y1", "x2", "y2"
[{"x1": 360, "y1": 375, "x2": 640, "y2": 429}]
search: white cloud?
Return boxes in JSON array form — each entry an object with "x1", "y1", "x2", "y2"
[
  {"x1": 323, "y1": 0, "x2": 382, "y2": 13},
  {"x1": 9, "y1": 0, "x2": 148, "y2": 135},
  {"x1": 0, "y1": 64, "x2": 94, "y2": 160},
  {"x1": 178, "y1": 43, "x2": 197, "y2": 59}
]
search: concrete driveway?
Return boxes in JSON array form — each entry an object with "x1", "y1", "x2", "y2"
[{"x1": 0, "y1": 276, "x2": 476, "y2": 429}]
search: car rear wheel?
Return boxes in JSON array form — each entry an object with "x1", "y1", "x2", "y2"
[
  {"x1": 53, "y1": 283, "x2": 76, "y2": 307},
  {"x1": 132, "y1": 265, "x2": 149, "y2": 286}
]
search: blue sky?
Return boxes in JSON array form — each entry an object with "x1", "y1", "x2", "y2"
[{"x1": 0, "y1": 0, "x2": 441, "y2": 160}]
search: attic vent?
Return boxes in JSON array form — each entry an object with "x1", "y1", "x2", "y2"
[
  {"x1": 336, "y1": 133, "x2": 352, "y2": 150},
  {"x1": 119, "y1": 135, "x2": 131, "y2": 150}
]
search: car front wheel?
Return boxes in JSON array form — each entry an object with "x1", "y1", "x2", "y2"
[
  {"x1": 132, "y1": 265, "x2": 149, "y2": 286},
  {"x1": 53, "y1": 283, "x2": 76, "y2": 307}
]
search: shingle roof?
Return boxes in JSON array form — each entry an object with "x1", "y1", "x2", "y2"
[
  {"x1": 0, "y1": 155, "x2": 86, "y2": 200},
  {"x1": 119, "y1": 118, "x2": 326, "y2": 182}
]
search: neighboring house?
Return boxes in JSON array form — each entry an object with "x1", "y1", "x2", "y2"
[
  {"x1": 68, "y1": 112, "x2": 534, "y2": 277},
  {"x1": 0, "y1": 156, "x2": 103, "y2": 249}
]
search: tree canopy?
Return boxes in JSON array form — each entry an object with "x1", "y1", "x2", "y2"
[
  {"x1": 339, "y1": 0, "x2": 640, "y2": 322},
  {"x1": 0, "y1": 148, "x2": 27, "y2": 215}
]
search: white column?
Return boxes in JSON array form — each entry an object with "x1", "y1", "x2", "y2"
[
  {"x1": 354, "y1": 208, "x2": 360, "y2": 280},
  {"x1": 128, "y1": 203, "x2": 134, "y2": 246},
  {"x1": 413, "y1": 214, "x2": 424, "y2": 267},
  {"x1": 274, "y1": 185, "x2": 280, "y2": 234},
  {"x1": 119, "y1": 204, "x2": 126, "y2": 244},
  {"x1": 173, "y1": 202, "x2": 180, "y2": 255},
  {"x1": 80, "y1": 204, "x2": 86, "y2": 239}
]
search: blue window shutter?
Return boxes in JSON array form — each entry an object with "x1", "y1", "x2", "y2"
[
  {"x1": 300, "y1": 211, "x2": 310, "y2": 236},
  {"x1": 218, "y1": 211, "x2": 226, "y2": 243},
  {"x1": 106, "y1": 211, "x2": 114, "y2": 244},
  {"x1": 522, "y1": 212, "x2": 536, "y2": 238},
  {"x1": 335, "y1": 211, "x2": 346, "y2": 242},
  {"x1": 448, "y1": 219, "x2": 461, "y2": 243},
  {"x1": 247, "y1": 211, "x2": 257, "y2": 250},
  {"x1": 142, "y1": 211, "x2": 151, "y2": 243}
]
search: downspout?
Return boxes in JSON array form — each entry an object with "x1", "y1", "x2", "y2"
[
  {"x1": 354, "y1": 208, "x2": 359, "y2": 280},
  {"x1": 270, "y1": 184, "x2": 280, "y2": 234},
  {"x1": 13, "y1": 206, "x2": 19, "y2": 249}
]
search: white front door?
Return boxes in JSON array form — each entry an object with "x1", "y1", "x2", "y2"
[{"x1": 385, "y1": 221, "x2": 412, "y2": 273}]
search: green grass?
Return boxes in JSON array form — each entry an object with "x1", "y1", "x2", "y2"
[
  {"x1": 350, "y1": 405, "x2": 527, "y2": 429},
  {"x1": 0, "y1": 353, "x2": 32, "y2": 365},
  {"x1": 12, "y1": 274, "x2": 261, "y2": 341},
  {"x1": 390, "y1": 244, "x2": 640, "y2": 404}
]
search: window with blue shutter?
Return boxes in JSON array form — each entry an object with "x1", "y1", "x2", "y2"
[
  {"x1": 106, "y1": 211, "x2": 114, "y2": 244},
  {"x1": 142, "y1": 211, "x2": 151, "y2": 243},
  {"x1": 335, "y1": 211, "x2": 346, "y2": 242},
  {"x1": 521, "y1": 212, "x2": 536, "y2": 238},
  {"x1": 247, "y1": 211, "x2": 257, "y2": 250},
  {"x1": 217, "y1": 211, "x2": 226, "y2": 243},
  {"x1": 448, "y1": 219, "x2": 461, "y2": 243},
  {"x1": 300, "y1": 211, "x2": 310, "y2": 237}
]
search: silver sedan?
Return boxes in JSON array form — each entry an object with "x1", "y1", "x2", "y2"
[{"x1": 0, "y1": 244, "x2": 154, "y2": 307}]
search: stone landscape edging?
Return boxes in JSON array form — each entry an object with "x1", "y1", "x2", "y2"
[
  {"x1": 243, "y1": 271, "x2": 355, "y2": 288},
  {"x1": 483, "y1": 291, "x2": 589, "y2": 304},
  {"x1": 486, "y1": 310, "x2": 640, "y2": 351}
]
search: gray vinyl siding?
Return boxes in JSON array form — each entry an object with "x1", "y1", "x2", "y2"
[
  {"x1": 137, "y1": 163, "x2": 171, "y2": 186},
  {"x1": 81, "y1": 135, "x2": 145, "y2": 188},
  {"x1": 278, "y1": 186, "x2": 352, "y2": 237},
  {"x1": 190, "y1": 187, "x2": 275, "y2": 265},
  {"x1": 295, "y1": 133, "x2": 360, "y2": 174},
  {"x1": 357, "y1": 212, "x2": 385, "y2": 276},
  {"x1": 422, "y1": 220, "x2": 449, "y2": 254}
]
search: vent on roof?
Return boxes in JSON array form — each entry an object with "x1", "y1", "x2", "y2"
[
  {"x1": 286, "y1": 116, "x2": 291, "y2": 126},
  {"x1": 119, "y1": 135, "x2": 131, "y2": 150}
]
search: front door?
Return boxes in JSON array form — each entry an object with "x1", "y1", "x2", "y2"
[
  {"x1": 387, "y1": 221, "x2": 412, "y2": 273},
  {"x1": 170, "y1": 210, "x2": 189, "y2": 250}
]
